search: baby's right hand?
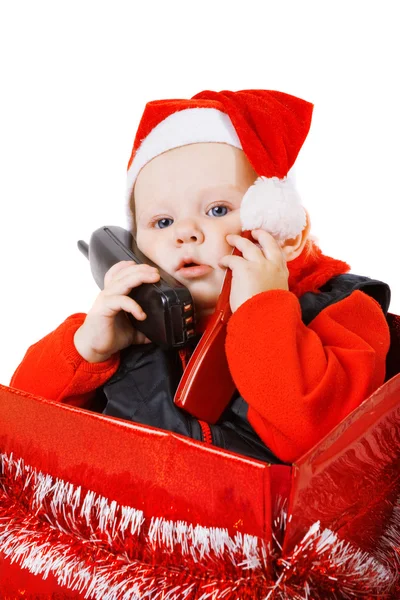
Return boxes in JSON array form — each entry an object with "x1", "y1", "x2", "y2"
[{"x1": 74, "y1": 261, "x2": 160, "y2": 363}]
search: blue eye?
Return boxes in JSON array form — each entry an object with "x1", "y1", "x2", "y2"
[
  {"x1": 208, "y1": 205, "x2": 229, "y2": 217},
  {"x1": 155, "y1": 218, "x2": 173, "y2": 229},
  {"x1": 152, "y1": 205, "x2": 229, "y2": 228}
]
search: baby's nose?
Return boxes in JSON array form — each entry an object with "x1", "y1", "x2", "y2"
[
  {"x1": 176, "y1": 233, "x2": 200, "y2": 244},
  {"x1": 175, "y1": 222, "x2": 204, "y2": 244}
]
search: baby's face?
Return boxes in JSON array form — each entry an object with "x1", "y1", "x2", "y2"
[{"x1": 134, "y1": 143, "x2": 257, "y2": 319}]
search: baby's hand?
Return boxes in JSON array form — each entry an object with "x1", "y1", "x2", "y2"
[
  {"x1": 74, "y1": 261, "x2": 160, "y2": 363},
  {"x1": 218, "y1": 230, "x2": 289, "y2": 314}
]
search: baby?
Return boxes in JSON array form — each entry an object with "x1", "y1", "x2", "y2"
[{"x1": 10, "y1": 89, "x2": 391, "y2": 464}]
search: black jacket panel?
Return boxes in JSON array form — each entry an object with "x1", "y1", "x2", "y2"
[{"x1": 100, "y1": 274, "x2": 390, "y2": 464}]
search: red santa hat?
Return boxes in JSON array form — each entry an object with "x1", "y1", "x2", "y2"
[{"x1": 126, "y1": 89, "x2": 313, "y2": 242}]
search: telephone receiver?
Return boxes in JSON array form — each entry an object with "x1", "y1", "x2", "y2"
[
  {"x1": 174, "y1": 229, "x2": 254, "y2": 423},
  {"x1": 77, "y1": 226, "x2": 196, "y2": 349},
  {"x1": 78, "y1": 226, "x2": 254, "y2": 423}
]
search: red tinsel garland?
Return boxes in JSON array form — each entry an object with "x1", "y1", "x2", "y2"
[{"x1": 1, "y1": 450, "x2": 399, "y2": 599}]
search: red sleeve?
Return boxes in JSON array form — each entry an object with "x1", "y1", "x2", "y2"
[
  {"x1": 9, "y1": 313, "x2": 120, "y2": 408},
  {"x1": 225, "y1": 289, "x2": 391, "y2": 463}
]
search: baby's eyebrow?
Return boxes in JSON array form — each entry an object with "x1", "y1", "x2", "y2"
[
  {"x1": 198, "y1": 184, "x2": 243, "y2": 201},
  {"x1": 136, "y1": 202, "x2": 170, "y2": 222}
]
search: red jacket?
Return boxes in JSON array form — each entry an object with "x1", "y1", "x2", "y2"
[{"x1": 10, "y1": 284, "x2": 390, "y2": 466}]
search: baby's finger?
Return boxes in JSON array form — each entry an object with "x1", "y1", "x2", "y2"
[
  {"x1": 105, "y1": 268, "x2": 160, "y2": 296},
  {"x1": 219, "y1": 255, "x2": 245, "y2": 271},
  {"x1": 113, "y1": 262, "x2": 158, "y2": 277},
  {"x1": 251, "y1": 230, "x2": 286, "y2": 263},
  {"x1": 103, "y1": 294, "x2": 148, "y2": 321},
  {"x1": 226, "y1": 234, "x2": 264, "y2": 262},
  {"x1": 132, "y1": 330, "x2": 153, "y2": 345},
  {"x1": 104, "y1": 260, "x2": 138, "y2": 286},
  {"x1": 107, "y1": 263, "x2": 158, "y2": 285}
]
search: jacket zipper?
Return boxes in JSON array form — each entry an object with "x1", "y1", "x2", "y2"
[
  {"x1": 198, "y1": 420, "x2": 213, "y2": 444},
  {"x1": 178, "y1": 347, "x2": 191, "y2": 371}
]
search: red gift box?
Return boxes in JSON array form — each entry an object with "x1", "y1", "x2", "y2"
[{"x1": 1, "y1": 314, "x2": 400, "y2": 599}]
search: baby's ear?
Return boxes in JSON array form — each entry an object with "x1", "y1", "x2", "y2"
[{"x1": 281, "y1": 209, "x2": 311, "y2": 262}]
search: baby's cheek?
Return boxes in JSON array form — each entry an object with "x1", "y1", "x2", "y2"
[{"x1": 148, "y1": 253, "x2": 169, "y2": 274}]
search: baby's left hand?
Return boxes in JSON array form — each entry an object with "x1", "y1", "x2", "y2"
[{"x1": 219, "y1": 230, "x2": 289, "y2": 314}]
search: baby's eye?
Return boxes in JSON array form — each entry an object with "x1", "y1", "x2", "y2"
[
  {"x1": 154, "y1": 218, "x2": 173, "y2": 229},
  {"x1": 207, "y1": 205, "x2": 229, "y2": 217}
]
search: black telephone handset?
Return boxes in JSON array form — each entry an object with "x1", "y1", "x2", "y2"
[{"x1": 77, "y1": 226, "x2": 196, "y2": 349}]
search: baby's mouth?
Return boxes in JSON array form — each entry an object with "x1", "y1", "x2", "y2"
[{"x1": 176, "y1": 263, "x2": 213, "y2": 279}]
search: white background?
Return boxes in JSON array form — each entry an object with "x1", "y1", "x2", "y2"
[{"x1": 1, "y1": 1, "x2": 399, "y2": 385}]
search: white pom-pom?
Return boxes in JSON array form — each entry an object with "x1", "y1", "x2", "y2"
[{"x1": 240, "y1": 176, "x2": 306, "y2": 242}]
